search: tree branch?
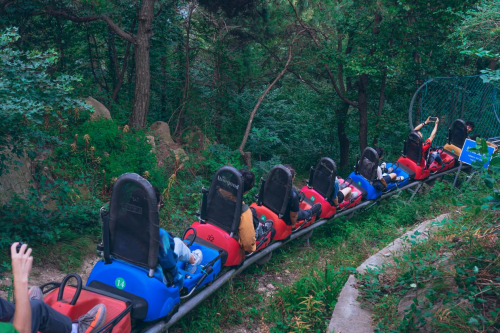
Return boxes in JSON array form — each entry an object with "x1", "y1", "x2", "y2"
[
  {"x1": 44, "y1": 9, "x2": 135, "y2": 43},
  {"x1": 238, "y1": 30, "x2": 305, "y2": 166},
  {"x1": 286, "y1": 0, "x2": 358, "y2": 108}
]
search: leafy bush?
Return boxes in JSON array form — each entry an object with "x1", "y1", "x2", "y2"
[
  {"x1": 0, "y1": 180, "x2": 101, "y2": 250},
  {"x1": 0, "y1": 27, "x2": 90, "y2": 175},
  {"x1": 269, "y1": 265, "x2": 350, "y2": 333}
]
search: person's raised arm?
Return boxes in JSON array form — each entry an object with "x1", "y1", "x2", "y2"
[
  {"x1": 429, "y1": 118, "x2": 439, "y2": 142},
  {"x1": 414, "y1": 116, "x2": 431, "y2": 131},
  {"x1": 11, "y1": 243, "x2": 32, "y2": 333}
]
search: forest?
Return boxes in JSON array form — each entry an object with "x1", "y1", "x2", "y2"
[{"x1": 1, "y1": 0, "x2": 500, "y2": 332}]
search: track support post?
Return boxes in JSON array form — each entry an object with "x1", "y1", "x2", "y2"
[
  {"x1": 452, "y1": 162, "x2": 463, "y2": 188},
  {"x1": 407, "y1": 182, "x2": 423, "y2": 203}
]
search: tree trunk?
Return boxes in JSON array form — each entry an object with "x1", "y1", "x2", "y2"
[
  {"x1": 175, "y1": 3, "x2": 196, "y2": 137},
  {"x1": 160, "y1": 56, "x2": 167, "y2": 118},
  {"x1": 358, "y1": 74, "x2": 369, "y2": 152},
  {"x1": 129, "y1": 0, "x2": 155, "y2": 129},
  {"x1": 336, "y1": 102, "x2": 350, "y2": 168}
]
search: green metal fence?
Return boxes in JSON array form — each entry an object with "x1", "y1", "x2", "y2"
[{"x1": 409, "y1": 75, "x2": 500, "y2": 146}]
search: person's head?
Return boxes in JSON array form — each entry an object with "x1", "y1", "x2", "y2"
[
  {"x1": 152, "y1": 186, "x2": 164, "y2": 210},
  {"x1": 283, "y1": 164, "x2": 296, "y2": 179},
  {"x1": 466, "y1": 121, "x2": 475, "y2": 134},
  {"x1": 375, "y1": 146, "x2": 385, "y2": 160},
  {"x1": 239, "y1": 169, "x2": 255, "y2": 194}
]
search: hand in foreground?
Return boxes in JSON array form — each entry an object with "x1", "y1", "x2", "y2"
[
  {"x1": 425, "y1": 116, "x2": 431, "y2": 125},
  {"x1": 434, "y1": 117, "x2": 440, "y2": 125},
  {"x1": 11, "y1": 242, "x2": 33, "y2": 284}
]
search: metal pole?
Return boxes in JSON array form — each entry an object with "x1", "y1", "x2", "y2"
[
  {"x1": 408, "y1": 78, "x2": 435, "y2": 130},
  {"x1": 453, "y1": 162, "x2": 463, "y2": 188}
]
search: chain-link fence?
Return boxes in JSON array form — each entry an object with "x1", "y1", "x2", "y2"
[{"x1": 409, "y1": 75, "x2": 500, "y2": 146}]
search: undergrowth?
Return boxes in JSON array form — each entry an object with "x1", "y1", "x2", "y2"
[{"x1": 357, "y1": 155, "x2": 500, "y2": 332}]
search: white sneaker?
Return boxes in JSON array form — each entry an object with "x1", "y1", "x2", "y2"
[
  {"x1": 396, "y1": 176, "x2": 404, "y2": 182},
  {"x1": 185, "y1": 249, "x2": 203, "y2": 274},
  {"x1": 380, "y1": 162, "x2": 386, "y2": 170}
]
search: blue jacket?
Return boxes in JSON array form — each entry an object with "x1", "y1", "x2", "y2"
[{"x1": 158, "y1": 228, "x2": 184, "y2": 288}]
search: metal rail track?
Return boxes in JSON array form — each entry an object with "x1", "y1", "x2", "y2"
[{"x1": 144, "y1": 164, "x2": 469, "y2": 332}]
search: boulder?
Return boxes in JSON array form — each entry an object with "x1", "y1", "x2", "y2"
[
  {"x1": 183, "y1": 126, "x2": 210, "y2": 150},
  {"x1": 85, "y1": 97, "x2": 111, "y2": 120},
  {"x1": 151, "y1": 121, "x2": 175, "y2": 146},
  {"x1": 0, "y1": 147, "x2": 33, "y2": 204}
]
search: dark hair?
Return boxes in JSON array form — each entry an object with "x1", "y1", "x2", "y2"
[
  {"x1": 239, "y1": 169, "x2": 255, "y2": 193},
  {"x1": 466, "y1": 121, "x2": 475, "y2": 130},
  {"x1": 283, "y1": 164, "x2": 296, "y2": 178},
  {"x1": 375, "y1": 146, "x2": 385, "y2": 159}
]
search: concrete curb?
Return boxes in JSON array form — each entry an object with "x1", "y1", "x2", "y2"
[{"x1": 327, "y1": 213, "x2": 451, "y2": 333}]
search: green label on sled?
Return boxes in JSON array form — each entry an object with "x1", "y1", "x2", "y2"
[
  {"x1": 261, "y1": 215, "x2": 266, "y2": 221},
  {"x1": 311, "y1": 196, "x2": 315, "y2": 202},
  {"x1": 115, "y1": 277, "x2": 126, "y2": 289}
]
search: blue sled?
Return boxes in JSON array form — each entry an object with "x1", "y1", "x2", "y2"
[
  {"x1": 348, "y1": 162, "x2": 411, "y2": 200},
  {"x1": 87, "y1": 242, "x2": 222, "y2": 322}
]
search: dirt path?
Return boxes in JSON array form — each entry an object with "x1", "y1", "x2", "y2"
[{"x1": 0, "y1": 254, "x2": 99, "y2": 300}]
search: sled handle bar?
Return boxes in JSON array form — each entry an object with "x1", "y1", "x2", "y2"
[
  {"x1": 183, "y1": 227, "x2": 197, "y2": 247},
  {"x1": 57, "y1": 274, "x2": 82, "y2": 305}
]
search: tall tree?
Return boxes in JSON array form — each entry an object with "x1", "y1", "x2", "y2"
[{"x1": 5, "y1": 0, "x2": 158, "y2": 128}]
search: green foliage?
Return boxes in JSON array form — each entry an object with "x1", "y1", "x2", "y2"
[
  {"x1": 269, "y1": 265, "x2": 350, "y2": 333},
  {"x1": 0, "y1": 180, "x2": 100, "y2": 249},
  {"x1": 0, "y1": 27, "x2": 89, "y2": 174},
  {"x1": 358, "y1": 172, "x2": 500, "y2": 332},
  {"x1": 48, "y1": 119, "x2": 160, "y2": 197}
]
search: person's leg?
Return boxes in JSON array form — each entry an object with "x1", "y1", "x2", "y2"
[
  {"x1": 0, "y1": 298, "x2": 15, "y2": 322},
  {"x1": 337, "y1": 190, "x2": 345, "y2": 204},
  {"x1": 30, "y1": 300, "x2": 72, "y2": 333},
  {"x1": 383, "y1": 175, "x2": 393, "y2": 183},
  {"x1": 435, "y1": 153, "x2": 442, "y2": 164},
  {"x1": 428, "y1": 152, "x2": 437, "y2": 165},
  {"x1": 340, "y1": 187, "x2": 351, "y2": 201},
  {"x1": 173, "y1": 238, "x2": 192, "y2": 263},
  {"x1": 297, "y1": 209, "x2": 310, "y2": 221}
]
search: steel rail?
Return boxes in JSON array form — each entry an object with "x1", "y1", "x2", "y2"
[{"x1": 144, "y1": 164, "x2": 467, "y2": 332}]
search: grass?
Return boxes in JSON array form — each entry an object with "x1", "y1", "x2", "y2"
[
  {"x1": 169, "y1": 173, "x2": 465, "y2": 332},
  {"x1": 357, "y1": 175, "x2": 500, "y2": 332}
]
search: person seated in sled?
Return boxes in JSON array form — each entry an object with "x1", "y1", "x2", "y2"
[
  {"x1": 216, "y1": 169, "x2": 264, "y2": 253},
  {"x1": 0, "y1": 243, "x2": 107, "y2": 333},
  {"x1": 413, "y1": 116, "x2": 441, "y2": 165},
  {"x1": 467, "y1": 121, "x2": 499, "y2": 153},
  {"x1": 374, "y1": 147, "x2": 404, "y2": 191},
  {"x1": 283, "y1": 164, "x2": 322, "y2": 228},
  {"x1": 153, "y1": 187, "x2": 203, "y2": 288},
  {"x1": 330, "y1": 177, "x2": 358, "y2": 206}
]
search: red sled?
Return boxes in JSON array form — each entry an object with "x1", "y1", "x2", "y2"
[
  {"x1": 253, "y1": 164, "x2": 316, "y2": 239},
  {"x1": 300, "y1": 158, "x2": 364, "y2": 219},
  {"x1": 397, "y1": 131, "x2": 430, "y2": 180},
  {"x1": 40, "y1": 274, "x2": 132, "y2": 333},
  {"x1": 187, "y1": 166, "x2": 272, "y2": 267}
]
